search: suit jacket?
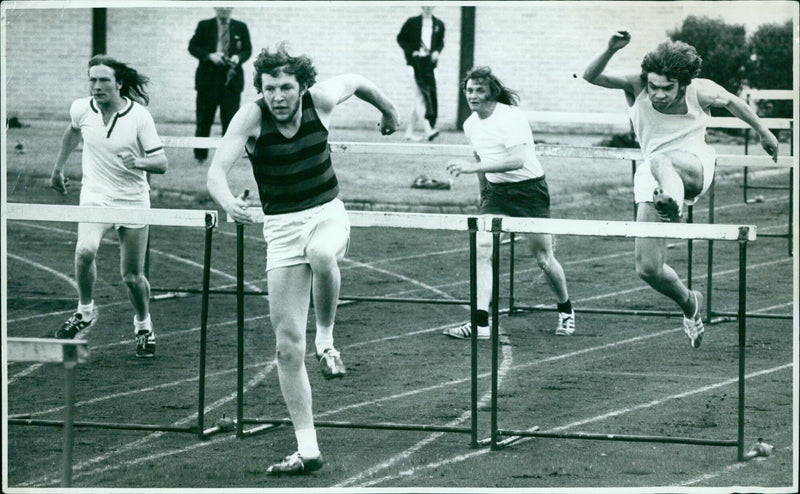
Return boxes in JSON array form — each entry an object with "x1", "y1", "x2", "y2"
[
  {"x1": 396, "y1": 15, "x2": 445, "y2": 67},
  {"x1": 189, "y1": 17, "x2": 252, "y2": 92}
]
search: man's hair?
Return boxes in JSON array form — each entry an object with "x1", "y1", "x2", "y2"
[
  {"x1": 88, "y1": 55, "x2": 151, "y2": 105},
  {"x1": 640, "y1": 40, "x2": 703, "y2": 86},
  {"x1": 461, "y1": 66, "x2": 519, "y2": 106},
  {"x1": 253, "y1": 42, "x2": 317, "y2": 92}
]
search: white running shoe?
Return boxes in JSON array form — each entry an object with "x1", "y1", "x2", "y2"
[
  {"x1": 443, "y1": 321, "x2": 490, "y2": 340},
  {"x1": 683, "y1": 290, "x2": 705, "y2": 348},
  {"x1": 555, "y1": 311, "x2": 575, "y2": 336}
]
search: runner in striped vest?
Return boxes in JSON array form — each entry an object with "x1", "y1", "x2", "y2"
[{"x1": 207, "y1": 42, "x2": 399, "y2": 475}]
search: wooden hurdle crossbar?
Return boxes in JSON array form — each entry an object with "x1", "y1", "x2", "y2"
[
  {"x1": 481, "y1": 216, "x2": 758, "y2": 461},
  {"x1": 7, "y1": 338, "x2": 89, "y2": 487},
  {"x1": 740, "y1": 90, "x2": 794, "y2": 206},
  {"x1": 4, "y1": 204, "x2": 222, "y2": 440},
  {"x1": 159, "y1": 137, "x2": 794, "y2": 324}
]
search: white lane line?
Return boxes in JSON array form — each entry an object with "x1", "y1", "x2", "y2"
[
  {"x1": 23, "y1": 360, "x2": 278, "y2": 488},
  {"x1": 5, "y1": 253, "x2": 93, "y2": 384},
  {"x1": 6, "y1": 253, "x2": 78, "y2": 290},
  {"x1": 27, "y1": 320, "x2": 701, "y2": 485},
  {"x1": 7, "y1": 208, "x2": 792, "y2": 486},
  {"x1": 355, "y1": 363, "x2": 793, "y2": 488},
  {"x1": 335, "y1": 332, "x2": 514, "y2": 488},
  {"x1": 678, "y1": 445, "x2": 794, "y2": 486}
]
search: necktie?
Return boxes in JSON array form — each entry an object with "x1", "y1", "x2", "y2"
[{"x1": 220, "y1": 21, "x2": 230, "y2": 54}]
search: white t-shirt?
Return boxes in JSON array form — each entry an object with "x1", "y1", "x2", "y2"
[
  {"x1": 463, "y1": 103, "x2": 544, "y2": 183},
  {"x1": 70, "y1": 96, "x2": 164, "y2": 197}
]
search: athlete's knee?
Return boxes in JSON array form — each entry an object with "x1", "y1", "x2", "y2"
[
  {"x1": 121, "y1": 270, "x2": 147, "y2": 288},
  {"x1": 306, "y1": 242, "x2": 341, "y2": 271},
  {"x1": 274, "y1": 330, "x2": 305, "y2": 369},
  {"x1": 636, "y1": 257, "x2": 663, "y2": 283},
  {"x1": 534, "y1": 250, "x2": 555, "y2": 272},
  {"x1": 74, "y1": 244, "x2": 98, "y2": 266}
]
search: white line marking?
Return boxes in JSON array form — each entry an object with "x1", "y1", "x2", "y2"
[
  {"x1": 6, "y1": 253, "x2": 78, "y2": 290},
  {"x1": 356, "y1": 363, "x2": 793, "y2": 487},
  {"x1": 7, "y1": 202, "x2": 792, "y2": 486},
  {"x1": 335, "y1": 332, "x2": 514, "y2": 487}
]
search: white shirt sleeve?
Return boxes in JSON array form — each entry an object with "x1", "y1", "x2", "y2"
[
  {"x1": 503, "y1": 108, "x2": 534, "y2": 148},
  {"x1": 136, "y1": 108, "x2": 164, "y2": 156},
  {"x1": 69, "y1": 99, "x2": 84, "y2": 131}
]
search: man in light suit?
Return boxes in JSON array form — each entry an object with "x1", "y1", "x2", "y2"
[
  {"x1": 397, "y1": 6, "x2": 445, "y2": 141},
  {"x1": 189, "y1": 7, "x2": 252, "y2": 162}
]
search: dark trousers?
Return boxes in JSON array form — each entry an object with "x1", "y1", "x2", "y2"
[
  {"x1": 412, "y1": 57, "x2": 438, "y2": 128},
  {"x1": 194, "y1": 83, "x2": 241, "y2": 160}
]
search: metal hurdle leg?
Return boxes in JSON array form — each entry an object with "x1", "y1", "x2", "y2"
[
  {"x1": 687, "y1": 205, "x2": 693, "y2": 290},
  {"x1": 788, "y1": 167, "x2": 794, "y2": 257},
  {"x1": 490, "y1": 218, "x2": 502, "y2": 450},
  {"x1": 197, "y1": 214, "x2": 215, "y2": 438},
  {"x1": 736, "y1": 232, "x2": 749, "y2": 461},
  {"x1": 706, "y1": 181, "x2": 716, "y2": 322},
  {"x1": 508, "y1": 232, "x2": 516, "y2": 315},
  {"x1": 631, "y1": 160, "x2": 637, "y2": 220},
  {"x1": 236, "y1": 222, "x2": 245, "y2": 438},
  {"x1": 468, "y1": 217, "x2": 480, "y2": 448}
]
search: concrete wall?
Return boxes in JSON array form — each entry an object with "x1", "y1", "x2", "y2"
[{"x1": 3, "y1": 2, "x2": 796, "y2": 132}]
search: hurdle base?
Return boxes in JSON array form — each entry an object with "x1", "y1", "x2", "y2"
[
  {"x1": 495, "y1": 428, "x2": 739, "y2": 448},
  {"x1": 238, "y1": 417, "x2": 475, "y2": 435},
  {"x1": 8, "y1": 418, "x2": 200, "y2": 435}
]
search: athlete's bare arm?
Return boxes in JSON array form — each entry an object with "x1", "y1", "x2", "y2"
[
  {"x1": 207, "y1": 102, "x2": 261, "y2": 223},
  {"x1": 310, "y1": 74, "x2": 399, "y2": 134},
  {"x1": 695, "y1": 78, "x2": 779, "y2": 161},
  {"x1": 583, "y1": 31, "x2": 642, "y2": 102}
]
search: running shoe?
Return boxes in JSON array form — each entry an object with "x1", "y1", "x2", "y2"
[
  {"x1": 653, "y1": 188, "x2": 684, "y2": 223},
  {"x1": 683, "y1": 290, "x2": 704, "y2": 348},
  {"x1": 55, "y1": 307, "x2": 99, "y2": 339},
  {"x1": 317, "y1": 347, "x2": 346, "y2": 379},
  {"x1": 266, "y1": 452, "x2": 324, "y2": 475},
  {"x1": 135, "y1": 330, "x2": 156, "y2": 358},
  {"x1": 555, "y1": 311, "x2": 575, "y2": 336},
  {"x1": 443, "y1": 321, "x2": 490, "y2": 340}
]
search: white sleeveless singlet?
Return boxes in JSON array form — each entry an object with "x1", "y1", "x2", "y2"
[{"x1": 629, "y1": 83, "x2": 716, "y2": 204}]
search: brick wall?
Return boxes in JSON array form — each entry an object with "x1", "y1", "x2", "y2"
[{"x1": 3, "y1": 3, "x2": 795, "y2": 132}]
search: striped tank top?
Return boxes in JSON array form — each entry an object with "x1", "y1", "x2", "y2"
[{"x1": 246, "y1": 92, "x2": 339, "y2": 215}]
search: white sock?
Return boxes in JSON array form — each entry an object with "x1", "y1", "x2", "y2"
[
  {"x1": 295, "y1": 428, "x2": 320, "y2": 458},
  {"x1": 77, "y1": 301, "x2": 95, "y2": 320},
  {"x1": 315, "y1": 323, "x2": 334, "y2": 355},
  {"x1": 133, "y1": 314, "x2": 152, "y2": 334}
]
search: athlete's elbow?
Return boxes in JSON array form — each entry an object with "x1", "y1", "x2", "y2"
[{"x1": 153, "y1": 156, "x2": 169, "y2": 174}]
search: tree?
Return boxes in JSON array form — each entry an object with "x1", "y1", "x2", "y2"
[
  {"x1": 668, "y1": 16, "x2": 748, "y2": 96},
  {"x1": 745, "y1": 20, "x2": 793, "y2": 119},
  {"x1": 746, "y1": 20, "x2": 793, "y2": 90}
]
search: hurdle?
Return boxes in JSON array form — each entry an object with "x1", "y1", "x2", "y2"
[
  {"x1": 227, "y1": 210, "x2": 485, "y2": 447},
  {"x1": 158, "y1": 137, "x2": 794, "y2": 322},
  {"x1": 6, "y1": 338, "x2": 89, "y2": 487},
  {"x1": 4, "y1": 203, "x2": 221, "y2": 440},
  {"x1": 482, "y1": 216, "x2": 758, "y2": 461},
  {"x1": 740, "y1": 90, "x2": 794, "y2": 205}
]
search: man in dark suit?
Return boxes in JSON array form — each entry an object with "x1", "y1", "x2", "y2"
[
  {"x1": 189, "y1": 7, "x2": 252, "y2": 161},
  {"x1": 397, "y1": 6, "x2": 445, "y2": 141}
]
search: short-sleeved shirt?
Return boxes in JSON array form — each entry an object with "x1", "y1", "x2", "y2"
[
  {"x1": 70, "y1": 96, "x2": 164, "y2": 197},
  {"x1": 463, "y1": 103, "x2": 544, "y2": 184}
]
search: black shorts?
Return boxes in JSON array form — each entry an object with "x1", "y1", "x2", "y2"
[{"x1": 480, "y1": 176, "x2": 551, "y2": 218}]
